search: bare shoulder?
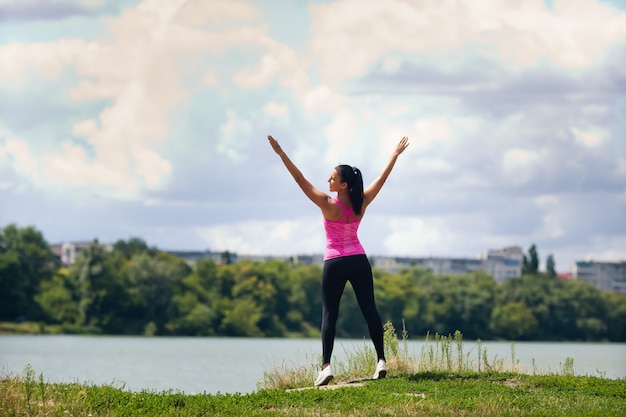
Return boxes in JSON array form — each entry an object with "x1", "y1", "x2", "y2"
[{"x1": 321, "y1": 195, "x2": 344, "y2": 219}]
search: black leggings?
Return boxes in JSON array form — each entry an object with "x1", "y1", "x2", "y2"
[{"x1": 321, "y1": 254, "x2": 385, "y2": 365}]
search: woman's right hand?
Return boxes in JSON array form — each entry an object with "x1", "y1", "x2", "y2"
[{"x1": 267, "y1": 135, "x2": 284, "y2": 155}]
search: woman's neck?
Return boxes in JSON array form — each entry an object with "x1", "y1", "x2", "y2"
[{"x1": 336, "y1": 192, "x2": 351, "y2": 208}]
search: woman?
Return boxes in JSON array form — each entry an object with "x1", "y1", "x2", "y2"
[{"x1": 267, "y1": 134, "x2": 409, "y2": 386}]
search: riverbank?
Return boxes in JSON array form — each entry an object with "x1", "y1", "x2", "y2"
[{"x1": 2, "y1": 370, "x2": 625, "y2": 417}]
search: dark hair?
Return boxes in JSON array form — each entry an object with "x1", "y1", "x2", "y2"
[{"x1": 336, "y1": 164, "x2": 364, "y2": 215}]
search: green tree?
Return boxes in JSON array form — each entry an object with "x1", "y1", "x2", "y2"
[
  {"x1": 34, "y1": 268, "x2": 80, "y2": 324},
  {"x1": 336, "y1": 282, "x2": 369, "y2": 337},
  {"x1": 167, "y1": 290, "x2": 215, "y2": 336},
  {"x1": 546, "y1": 254, "x2": 556, "y2": 277},
  {"x1": 605, "y1": 292, "x2": 626, "y2": 341},
  {"x1": 0, "y1": 224, "x2": 59, "y2": 320},
  {"x1": 0, "y1": 251, "x2": 22, "y2": 320},
  {"x1": 286, "y1": 264, "x2": 322, "y2": 334},
  {"x1": 221, "y1": 251, "x2": 233, "y2": 265},
  {"x1": 70, "y1": 241, "x2": 128, "y2": 332},
  {"x1": 126, "y1": 252, "x2": 191, "y2": 334},
  {"x1": 490, "y1": 301, "x2": 538, "y2": 340},
  {"x1": 113, "y1": 237, "x2": 153, "y2": 259},
  {"x1": 231, "y1": 262, "x2": 285, "y2": 336},
  {"x1": 522, "y1": 244, "x2": 539, "y2": 274},
  {"x1": 220, "y1": 297, "x2": 263, "y2": 336}
]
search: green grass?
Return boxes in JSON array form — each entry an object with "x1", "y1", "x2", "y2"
[
  {"x1": 2, "y1": 324, "x2": 625, "y2": 416},
  {"x1": 2, "y1": 368, "x2": 625, "y2": 417},
  {"x1": 260, "y1": 322, "x2": 523, "y2": 390},
  {"x1": 0, "y1": 321, "x2": 47, "y2": 334}
]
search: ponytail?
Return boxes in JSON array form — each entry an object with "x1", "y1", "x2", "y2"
[{"x1": 336, "y1": 165, "x2": 364, "y2": 215}]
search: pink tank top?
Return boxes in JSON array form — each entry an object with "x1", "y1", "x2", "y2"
[{"x1": 323, "y1": 198, "x2": 366, "y2": 261}]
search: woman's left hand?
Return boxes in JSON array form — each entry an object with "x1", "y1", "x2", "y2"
[{"x1": 394, "y1": 136, "x2": 410, "y2": 156}]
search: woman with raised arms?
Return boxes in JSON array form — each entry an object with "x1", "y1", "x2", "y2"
[{"x1": 267, "y1": 134, "x2": 409, "y2": 386}]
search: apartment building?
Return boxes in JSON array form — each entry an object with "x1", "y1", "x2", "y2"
[
  {"x1": 370, "y1": 246, "x2": 524, "y2": 282},
  {"x1": 52, "y1": 241, "x2": 624, "y2": 294},
  {"x1": 572, "y1": 261, "x2": 626, "y2": 294},
  {"x1": 50, "y1": 241, "x2": 113, "y2": 266}
]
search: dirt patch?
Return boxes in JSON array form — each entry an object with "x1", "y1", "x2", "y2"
[
  {"x1": 501, "y1": 379, "x2": 523, "y2": 388},
  {"x1": 286, "y1": 382, "x2": 367, "y2": 392}
]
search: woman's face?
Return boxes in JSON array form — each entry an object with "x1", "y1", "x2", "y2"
[{"x1": 328, "y1": 168, "x2": 345, "y2": 192}]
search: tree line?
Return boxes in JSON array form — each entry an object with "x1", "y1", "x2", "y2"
[{"x1": 1, "y1": 224, "x2": 625, "y2": 341}]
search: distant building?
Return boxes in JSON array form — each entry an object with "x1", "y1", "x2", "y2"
[
  {"x1": 50, "y1": 242, "x2": 101, "y2": 266},
  {"x1": 289, "y1": 254, "x2": 325, "y2": 266},
  {"x1": 166, "y1": 250, "x2": 226, "y2": 264},
  {"x1": 369, "y1": 246, "x2": 524, "y2": 282},
  {"x1": 558, "y1": 272, "x2": 573, "y2": 281},
  {"x1": 483, "y1": 246, "x2": 524, "y2": 283},
  {"x1": 572, "y1": 261, "x2": 626, "y2": 294},
  {"x1": 50, "y1": 241, "x2": 114, "y2": 266},
  {"x1": 48, "y1": 241, "x2": 526, "y2": 284}
]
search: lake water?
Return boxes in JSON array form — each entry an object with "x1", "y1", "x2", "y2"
[{"x1": 1, "y1": 335, "x2": 624, "y2": 394}]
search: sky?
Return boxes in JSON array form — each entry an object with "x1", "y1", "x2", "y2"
[{"x1": 1, "y1": 0, "x2": 625, "y2": 272}]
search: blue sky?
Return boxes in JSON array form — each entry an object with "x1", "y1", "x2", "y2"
[{"x1": 1, "y1": 0, "x2": 625, "y2": 272}]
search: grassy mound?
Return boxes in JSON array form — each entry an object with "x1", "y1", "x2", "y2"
[{"x1": 2, "y1": 324, "x2": 624, "y2": 416}]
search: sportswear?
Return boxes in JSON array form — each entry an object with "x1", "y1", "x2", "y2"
[
  {"x1": 373, "y1": 359, "x2": 387, "y2": 379},
  {"x1": 323, "y1": 198, "x2": 366, "y2": 261},
  {"x1": 314, "y1": 366, "x2": 334, "y2": 386}
]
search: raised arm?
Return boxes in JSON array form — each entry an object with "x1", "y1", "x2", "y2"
[
  {"x1": 267, "y1": 135, "x2": 331, "y2": 209},
  {"x1": 363, "y1": 136, "x2": 409, "y2": 209}
]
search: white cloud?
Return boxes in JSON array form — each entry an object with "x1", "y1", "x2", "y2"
[
  {"x1": 534, "y1": 195, "x2": 565, "y2": 239},
  {"x1": 234, "y1": 53, "x2": 281, "y2": 88},
  {"x1": 1, "y1": 0, "x2": 624, "y2": 272},
  {"x1": 0, "y1": 0, "x2": 270, "y2": 197},
  {"x1": 323, "y1": 108, "x2": 357, "y2": 162},
  {"x1": 0, "y1": 135, "x2": 139, "y2": 193},
  {"x1": 308, "y1": 0, "x2": 626, "y2": 84},
  {"x1": 411, "y1": 117, "x2": 453, "y2": 148},
  {"x1": 302, "y1": 84, "x2": 344, "y2": 113},
  {"x1": 384, "y1": 216, "x2": 451, "y2": 256},
  {"x1": 263, "y1": 101, "x2": 289, "y2": 120},
  {"x1": 502, "y1": 148, "x2": 543, "y2": 185},
  {"x1": 571, "y1": 127, "x2": 609, "y2": 147},
  {"x1": 173, "y1": 0, "x2": 257, "y2": 26},
  {"x1": 42, "y1": 141, "x2": 136, "y2": 191},
  {"x1": 218, "y1": 110, "x2": 253, "y2": 163},
  {"x1": 203, "y1": 70, "x2": 218, "y2": 86},
  {"x1": 0, "y1": 139, "x2": 39, "y2": 174},
  {"x1": 196, "y1": 218, "x2": 324, "y2": 255}
]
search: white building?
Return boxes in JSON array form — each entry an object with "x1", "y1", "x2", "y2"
[
  {"x1": 50, "y1": 241, "x2": 113, "y2": 265},
  {"x1": 483, "y1": 246, "x2": 524, "y2": 283},
  {"x1": 369, "y1": 246, "x2": 524, "y2": 282},
  {"x1": 49, "y1": 242, "x2": 93, "y2": 265},
  {"x1": 572, "y1": 261, "x2": 626, "y2": 294}
]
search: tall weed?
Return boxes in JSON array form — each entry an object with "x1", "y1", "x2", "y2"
[{"x1": 260, "y1": 322, "x2": 560, "y2": 389}]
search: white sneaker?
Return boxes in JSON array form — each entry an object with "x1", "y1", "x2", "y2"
[
  {"x1": 314, "y1": 366, "x2": 334, "y2": 387},
  {"x1": 373, "y1": 360, "x2": 387, "y2": 379}
]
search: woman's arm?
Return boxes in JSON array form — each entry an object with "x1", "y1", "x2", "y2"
[
  {"x1": 267, "y1": 135, "x2": 331, "y2": 209},
  {"x1": 363, "y1": 136, "x2": 409, "y2": 208}
]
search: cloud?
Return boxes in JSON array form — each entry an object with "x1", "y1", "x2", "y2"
[
  {"x1": 0, "y1": 0, "x2": 624, "y2": 273},
  {"x1": 263, "y1": 101, "x2": 289, "y2": 124},
  {"x1": 308, "y1": 0, "x2": 626, "y2": 85},
  {"x1": 0, "y1": 0, "x2": 116, "y2": 22},
  {"x1": 196, "y1": 218, "x2": 325, "y2": 255},
  {"x1": 234, "y1": 54, "x2": 281, "y2": 88},
  {"x1": 0, "y1": 0, "x2": 271, "y2": 197},
  {"x1": 218, "y1": 110, "x2": 254, "y2": 163},
  {"x1": 502, "y1": 148, "x2": 544, "y2": 186},
  {"x1": 571, "y1": 127, "x2": 609, "y2": 147},
  {"x1": 0, "y1": 138, "x2": 39, "y2": 174}
]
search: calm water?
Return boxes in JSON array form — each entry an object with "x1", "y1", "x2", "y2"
[{"x1": 0, "y1": 335, "x2": 624, "y2": 394}]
